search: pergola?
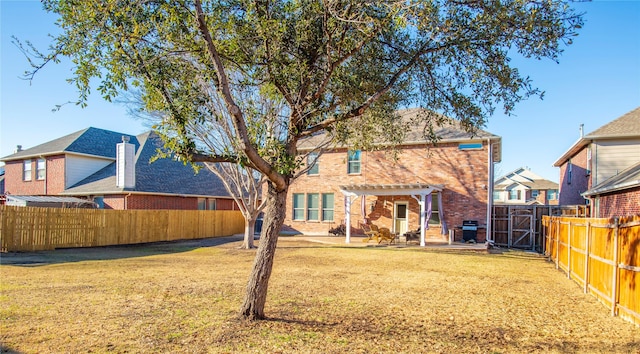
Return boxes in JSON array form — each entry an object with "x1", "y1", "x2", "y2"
[{"x1": 339, "y1": 183, "x2": 444, "y2": 246}]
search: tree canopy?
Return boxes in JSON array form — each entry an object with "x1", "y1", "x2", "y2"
[{"x1": 29, "y1": 0, "x2": 583, "y2": 319}]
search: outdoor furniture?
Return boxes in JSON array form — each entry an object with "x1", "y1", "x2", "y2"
[
  {"x1": 377, "y1": 227, "x2": 397, "y2": 244},
  {"x1": 362, "y1": 223, "x2": 381, "y2": 242},
  {"x1": 328, "y1": 224, "x2": 346, "y2": 236},
  {"x1": 404, "y1": 228, "x2": 420, "y2": 244}
]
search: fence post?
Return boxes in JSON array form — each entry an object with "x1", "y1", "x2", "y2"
[
  {"x1": 584, "y1": 221, "x2": 590, "y2": 294},
  {"x1": 567, "y1": 219, "x2": 572, "y2": 279},
  {"x1": 611, "y1": 217, "x2": 620, "y2": 317},
  {"x1": 555, "y1": 217, "x2": 560, "y2": 269}
]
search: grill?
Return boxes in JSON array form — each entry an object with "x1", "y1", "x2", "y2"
[{"x1": 462, "y1": 220, "x2": 478, "y2": 242}]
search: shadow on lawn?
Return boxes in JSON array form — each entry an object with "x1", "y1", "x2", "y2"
[
  {"x1": 0, "y1": 235, "x2": 247, "y2": 267},
  {"x1": 1, "y1": 344, "x2": 23, "y2": 354}
]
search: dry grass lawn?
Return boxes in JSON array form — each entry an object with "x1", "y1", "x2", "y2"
[{"x1": 1, "y1": 237, "x2": 639, "y2": 353}]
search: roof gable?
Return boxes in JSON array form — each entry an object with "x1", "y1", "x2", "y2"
[
  {"x1": 586, "y1": 107, "x2": 640, "y2": 138},
  {"x1": 1, "y1": 127, "x2": 139, "y2": 161},
  {"x1": 63, "y1": 131, "x2": 230, "y2": 197},
  {"x1": 494, "y1": 167, "x2": 558, "y2": 190},
  {"x1": 554, "y1": 106, "x2": 640, "y2": 166},
  {"x1": 298, "y1": 108, "x2": 500, "y2": 151}
]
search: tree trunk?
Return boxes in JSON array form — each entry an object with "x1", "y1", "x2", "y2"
[
  {"x1": 239, "y1": 182, "x2": 288, "y2": 320},
  {"x1": 240, "y1": 217, "x2": 256, "y2": 249}
]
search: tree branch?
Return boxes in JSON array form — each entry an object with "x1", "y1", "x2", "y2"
[
  {"x1": 194, "y1": 0, "x2": 287, "y2": 190},
  {"x1": 300, "y1": 42, "x2": 433, "y2": 138}
]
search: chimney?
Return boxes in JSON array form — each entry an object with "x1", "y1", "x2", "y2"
[
  {"x1": 116, "y1": 136, "x2": 135, "y2": 188},
  {"x1": 15, "y1": 145, "x2": 22, "y2": 153},
  {"x1": 579, "y1": 124, "x2": 584, "y2": 138}
]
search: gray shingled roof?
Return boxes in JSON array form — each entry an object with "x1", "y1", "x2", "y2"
[
  {"x1": 521, "y1": 180, "x2": 559, "y2": 190},
  {"x1": 298, "y1": 108, "x2": 499, "y2": 150},
  {"x1": 1, "y1": 127, "x2": 139, "y2": 161},
  {"x1": 582, "y1": 160, "x2": 640, "y2": 197},
  {"x1": 62, "y1": 131, "x2": 230, "y2": 197},
  {"x1": 554, "y1": 106, "x2": 640, "y2": 166},
  {"x1": 586, "y1": 107, "x2": 640, "y2": 138}
]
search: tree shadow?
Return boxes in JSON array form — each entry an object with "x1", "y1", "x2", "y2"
[
  {"x1": 0, "y1": 235, "x2": 246, "y2": 267},
  {"x1": 1, "y1": 345, "x2": 23, "y2": 354}
]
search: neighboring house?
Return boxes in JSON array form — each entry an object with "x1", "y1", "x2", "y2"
[
  {"x1": 493, "y1": 167, "x2": 559, "y2": 205},
  {"x1": 553, "y1": 107, "x2": 640, "y2": 214},
  {"x1": 581, "y1": 160, "x2": 640, "y2": 218},
  {"x1": 286, "y1": 108, "x2": 502, "y2": 244},
  {"x1": 1, "y1": 127, "x2": 236, "y2": 210}
]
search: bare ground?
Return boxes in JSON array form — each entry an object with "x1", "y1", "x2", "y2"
[{"x1": 1, "y1": 236, "x2": 638, "y2": 353}]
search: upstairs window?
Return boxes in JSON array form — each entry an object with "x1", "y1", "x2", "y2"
[
  {"x1": 23, "y1": 160, "x2": 32, "y2": 181},
  {"x1": 509, "y1": 189, "x2": 521, "y2": 200},
  {"x1": 547, "y1": 190, "x2": 558, "y2": 200},
  {"x1": 36, "y1": 158, "x2": 46, "y2": 180},
  {"x1": 307, "y1": 152, "x2": 319, "y2": 175},
  {"x1": 532, "y1": 190, "x2": 539, "y2": 198},
  {"x1": 458, "y1": 142, "x2": 483, "y2": 150},
  {"x1": 347, "y1": 150, "x2": 361, "y2": 174},
  {"x1": 197, "y1": 198, "x2": 206, "y2": 210}
]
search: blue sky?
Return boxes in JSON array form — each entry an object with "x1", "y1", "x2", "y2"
[{"x1": 1, "y1": 1, "x2": 639, "y2": 182}]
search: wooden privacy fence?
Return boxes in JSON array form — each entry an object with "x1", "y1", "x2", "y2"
[
  {"x1": 492, "y1": 205, "x2": 589, "y2": 252},
  {"x1": 0, "y1": 205, "x2": 245, "y2": 252},
  {"x1": 543, "y1": 215, "x2": 640, "y2": 327}
]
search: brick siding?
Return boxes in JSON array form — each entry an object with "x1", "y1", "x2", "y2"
[
  {"x1": 216, "y1": 198, "x2": 236, "y2": 210},
  {"x1": 4, "y1": 155, "x2": 66, "y2": 196},
  {"x1": 596, "y1": 186, "x2": 640, "y2": 218},
  {"x1": 558, "y1": 148, "x2": 590, "y2": 205},
  {"x1": 286, "y1": 142, "x2": 490, "y2": 241},
  {"x1": 100, "y1": 194, "x2": 237, "y2": 210},
  {"x1": 125, "y1": 194, "x2": 197, "y2": 210}
]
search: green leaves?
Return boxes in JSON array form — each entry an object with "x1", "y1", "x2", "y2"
[{"x1": 34, "y1": 0, "x2": 582, "y2": 182}]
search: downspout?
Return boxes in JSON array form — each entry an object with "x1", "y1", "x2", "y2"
[
  {"x1": 124, "y1": 193, "x2": 132, "y2": 209},
  {"x1": 486, "y1": 139, "x2": 494, "y2": 244}
]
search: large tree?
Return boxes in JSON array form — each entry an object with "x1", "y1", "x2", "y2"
[{"x1": 28, "y1": 0, "x2": 582, "y2": 320}]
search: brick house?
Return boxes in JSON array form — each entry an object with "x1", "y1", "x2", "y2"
[
  {"x1": 553, "y1": 107, "x2": 640, "y2": 216},
  {"x1": 285, "y1": 108, "x2": 501, "y2": 245},
  {"x1": 1, "y1": 127, "x2": 236, "y2": 210},
  {"x1": 493, "y1": 167, "x2": 558, "y2": 205}
]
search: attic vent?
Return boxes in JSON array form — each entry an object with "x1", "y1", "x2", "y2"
[{"x1": 116, "y1": 136, "x2": 135, "y2": 188}]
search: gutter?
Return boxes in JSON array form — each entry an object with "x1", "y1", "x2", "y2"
[
  {"x1": 298, "y1": 135, "x2": 501, "y2": 152},
  {"x1": 553, "y1": 134, "x2": 640, "y2": 167},
  {"x1": 60, "y1": 189, "x2": 233, "y2": 199},
  {"x1": 581, "y1": 179, "x2": 640, "y2": 197},
  {"x1": 1, "y1": 151, "x2": 115, "y2": 162}
]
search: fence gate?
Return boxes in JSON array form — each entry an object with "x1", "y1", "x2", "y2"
[
  {"x1": 492, "y1": 206, "x2": 539, "y2": 250},
  {"x1": 510, "y1": 211, "x2": 533, "y2": 249}
]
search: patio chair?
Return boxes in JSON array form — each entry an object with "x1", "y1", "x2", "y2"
[
  {"x1": 404, "y1": 228, "x2": 420, "y2": 245},
  {"x1": 378, "y1": 227, "x2": 396, "y2": 244},
  {"x1": 362, "y1": 223, "x2": 380, "y2": 243}
]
